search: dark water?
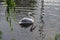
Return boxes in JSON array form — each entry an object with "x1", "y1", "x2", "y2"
[{"x1": 0, "y1": 0, "x2": 60, "y2": 40}]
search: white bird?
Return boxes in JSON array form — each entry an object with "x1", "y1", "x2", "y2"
[{"x1": 19, "y1": 12, "x2": 35, "y2": 28}]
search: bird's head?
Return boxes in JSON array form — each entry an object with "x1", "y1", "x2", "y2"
[{"x1": 28, "y1": 12, "x2": 33, "y2": 16}]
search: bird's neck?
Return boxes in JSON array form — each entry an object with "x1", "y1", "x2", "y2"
[{"x1": 28, "y1": 15, "x2": 34, "y2": 19}]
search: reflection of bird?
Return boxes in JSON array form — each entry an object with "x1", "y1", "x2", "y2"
[{"x1": 19, "y1": 12, "x2": 35, "y2": 28}]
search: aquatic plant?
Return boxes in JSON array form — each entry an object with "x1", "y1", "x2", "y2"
[
  {"x1": 0, "y1": 30, "x2": 2, "y2": 39},
  {"x1": 54, "y1": 34, "x2": 60, "y2": 40},
  {"x1": 48, "y1": 34, "x2": 60, "y2": 40},
  {"x1": 0, "y1": 31, "x2": 2, "y2": 36},
  {"x1": 5, "y1": 0, "x2": 15, "y2": 31}
]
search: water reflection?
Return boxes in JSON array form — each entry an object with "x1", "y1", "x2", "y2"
[
  {"x1": 15, "y1": 0, "x2": 37, "y2": 7},
  {"x1": 37, "y1": 0, "x2": 47, "y2": 40}
]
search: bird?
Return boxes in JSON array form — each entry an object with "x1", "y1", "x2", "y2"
[{"x1": 18, "y1": 12, "x2": 35, "y2": 28}]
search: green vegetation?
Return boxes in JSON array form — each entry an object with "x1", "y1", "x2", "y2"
[
  {"x1": 6, "y1": 0, "x2": 15, "y2": 23},
  {"x1": 54, "y1": 34, "x2": 60, "y2": 40},
  {"x1": 5, "y1": 0, "x2": 15, "y2": 31},
  {"x1": 0, "y1": 36, "x2": 2, "y2": 39},
  {"x1": 0, "y1": 31, "x2": 2, "y2": 36},
  {"x1": 0, "y1": 31, "x2": 2, "y2": 39},
  {"x1": 0, "y1": 0, "x2": 4, "y2": 2},
  {"x1": 49, "y1": 34, "x2": 60, "y2": 40},
  {"x1": 11, "y1": 27, "x2": 13, "y2": 31}
]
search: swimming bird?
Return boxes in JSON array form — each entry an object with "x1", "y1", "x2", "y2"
[{"x1": 19, "y1": 12, "x2": 35, "y2": 28}]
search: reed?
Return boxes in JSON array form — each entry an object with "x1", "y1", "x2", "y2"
[
  {"x1": 5, "y1": 0, "x2": 16, "y2": 31},
  {"x1": 0, "y1": 30, "x2": 2, "y2": 39}
]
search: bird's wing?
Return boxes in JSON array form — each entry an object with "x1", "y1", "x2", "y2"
[
  {"x1": 23, "y1": 18, "x2": 34, "y2": 22},
  {"x1": 19, "y1": 17, "x2": 34, "y2": 23}
]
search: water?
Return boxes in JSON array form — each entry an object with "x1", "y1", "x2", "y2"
[
  {"x1": 0, "y1": 0, "x2": 60, "y2": 40},
  {"x1": 43, "y1": 0, "x2": 60, "y2": 40}
]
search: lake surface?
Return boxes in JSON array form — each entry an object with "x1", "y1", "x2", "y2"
[{"x1": 0, "y1": 0, "x2": 60, "y2": 40}]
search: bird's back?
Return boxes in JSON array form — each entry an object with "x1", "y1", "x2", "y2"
[{"x1": 21, "y1": 17, "x2": 34, "y2": 22}]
